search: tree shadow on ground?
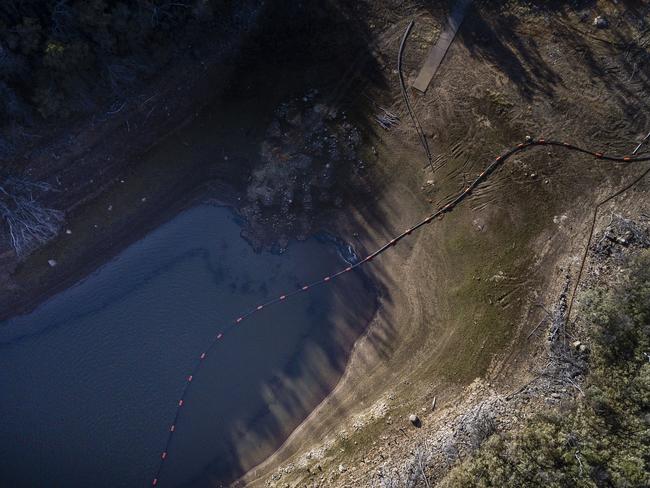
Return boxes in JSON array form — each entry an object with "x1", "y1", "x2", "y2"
[{"x1": 158, "y1": 1, "x2": 404, "y2": 486}]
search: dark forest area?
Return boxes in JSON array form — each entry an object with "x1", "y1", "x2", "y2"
[{"x1": 0, "y1": 1, "x2": 230, "y2": 137}]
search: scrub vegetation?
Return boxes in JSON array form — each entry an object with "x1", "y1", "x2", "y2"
[
  {"x1": 2, "y1": 0, "x2": 650, "y2": 485},
  {"x1": 441, "y1": 251, "x2": 650, "y2": 488}
]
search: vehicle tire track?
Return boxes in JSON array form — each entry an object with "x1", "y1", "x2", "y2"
[{"x1": 151, "y1": 139, "x2": 650, "y2": 486}]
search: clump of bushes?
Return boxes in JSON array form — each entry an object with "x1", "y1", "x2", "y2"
[{"x1": 441, "y1": 250, "x2": 650, "y2": 487}]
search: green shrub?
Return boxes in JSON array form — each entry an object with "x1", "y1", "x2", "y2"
[{"x1": 441, "y1": 250, "x2": 650, "y2": 488}]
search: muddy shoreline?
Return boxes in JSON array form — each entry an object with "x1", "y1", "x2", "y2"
[
  {"x1": 0, "y1": 0, "x2": 382, "y2": 324},
  {"x1": 0, "y1": 184, "x2": 233, "y2": 322},
  {"x1": 0, "y1": 201, "x2": 382, "y2": 488},
  {"x1": 0, "y1": 3, "x2": 266, "y2": 322},
  {"x1": 0, "y1": 97, "x2": 248, "y2": 323},
  {"x1": 3, "y1": 1, "x2": 650, "y2": 487}
]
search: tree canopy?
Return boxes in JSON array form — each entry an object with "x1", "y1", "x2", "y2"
[{"x1": 0, "y1": 1, "x2": 226, "y2": 124}]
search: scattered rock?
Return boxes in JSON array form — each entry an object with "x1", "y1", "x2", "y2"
[
  {"x1": 553, "y1": 215, "x2": 568, "y2": 225},
  {"x1": 431, "y1": 396, "x2": 437, "y2": 411},
  {"x1": 338, "y1": 464, "x2": 347, "y2": 473},
  {"x1": 525, "y1": 135, "x2": 533, "y2": 142},
  {"x1": 65, "y1": 229, "x2": 72, "y2": 235},
  {"x1": 409, "y1": 414, "x2": 421, "y2": 427},
  {"x1": 489, "y1": 271, "x2": 507, "y2": 283},
  {"x1": 593, "y1": 16, "x2": 608, "y2": 28},
  {"x1": 594, "y1": 216, "x2": 650, "y2": 257},
  {"x1": 47, "y1": 259, "x2": 57, "y2": 267},
  {"x1": 241, "y1": 90, "x2": 362, "y2": 247},
  {"x1": 572, "y1": 340, "x2": 582, "y2": 350}
]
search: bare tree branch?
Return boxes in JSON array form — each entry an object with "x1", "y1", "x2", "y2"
[{"x1": 0, "y1": 176, "x2": 64, "y2": 256}]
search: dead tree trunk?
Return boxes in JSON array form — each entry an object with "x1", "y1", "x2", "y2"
[{"x1": 0, "y1": 176, "x2": 64, "y2": 257}]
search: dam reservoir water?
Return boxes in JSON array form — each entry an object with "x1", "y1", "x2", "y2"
[{"x1": 0, "y1": 205, "x2": 376, "y2": 487}]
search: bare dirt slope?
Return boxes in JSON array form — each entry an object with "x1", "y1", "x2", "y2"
[
  {"x1": 236, "y1": 1, "x2": 650, "y2": 486},
  {"x1": 1, "y1": 1, "x2": 649, "y2": 487}
]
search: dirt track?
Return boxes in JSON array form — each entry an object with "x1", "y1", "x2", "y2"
[
  {"x1": 1, "y1": 1, "x2": 650, "y2": 487},
  {"x1": 151, "y1": 135, "x2": 650, "y2": 486},
  {"x1": 234, "y1": 1, "x2": 650, "y2": 486}
]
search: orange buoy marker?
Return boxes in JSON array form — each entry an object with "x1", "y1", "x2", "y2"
[{"x1": 151, "y1": 137, "x2": 650, "y2": 488}]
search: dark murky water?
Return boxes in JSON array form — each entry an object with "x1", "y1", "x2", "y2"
[{"x1": 0, "y1": 205, "x2": 375, "y2": 487}]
